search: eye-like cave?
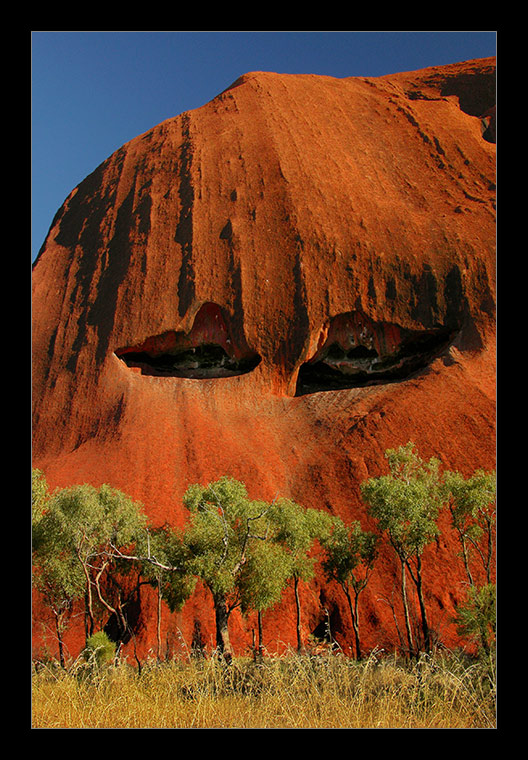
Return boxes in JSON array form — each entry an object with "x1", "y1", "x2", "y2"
[
  {"x1": 116, "y1": 342, "x2": 261, "y2": 378},
  {"x1": 295, "y1": 313, "x2": 456, "y2": 396},
  {"x1": 114, "y1": 302, "x2": 261, "y2": 379}
]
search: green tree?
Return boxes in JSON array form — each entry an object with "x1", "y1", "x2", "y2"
[
  {"x1": 238, "y1": 538, "x2": 294, "y2": 658},
  {"x1": 33, "y1": 483, "x2": 149, "y2": 646},
  {"x1": 32, "y1": 492, "x2": 84, "y2": 667},
  {"x1": 361, "y1": 442, "x2": 446, "y2": 656},
  {"x1": 453, "y1": 583, "x2": 496, "y2": 656},
  {"x1": 267, "y1": 498, "x2": 333, "y2": 653},
  {"x1": 32, "y1": 469, "x2": 85, "y2": 666},
  {"x1": 169, "y1": 477, "x2": 287, "y2": 662},
  {"x1": 442, "y1": 468, "x2": 496, "y2": 656},
  {"x1": 138, "y1": 524, "x2": 197, "y2": 660},
  {"x1": 106, "y1": 520, "x2": 198, "y2": 660},
  {"x1": 443, "y1": 469, "x2": 496, "y2": 587},
  {"x1": 321, "y1": 517, "x2": 379, "y2": 659}
]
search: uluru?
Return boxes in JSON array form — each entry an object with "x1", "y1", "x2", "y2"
[{"x1": 32, "y1": 56, "x2": 496, "y2": 661}]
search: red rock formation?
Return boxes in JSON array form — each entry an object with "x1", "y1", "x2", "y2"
[{"x1": 32, "y1": 57, "x2": 496, "y2": 660}]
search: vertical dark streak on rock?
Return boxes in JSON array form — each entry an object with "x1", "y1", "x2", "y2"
[
  {"x1": 175, "y1": 114, "x2": 195, "y2": 318},
  {"x1": 273, "y1": 234, "x2": 310, "y2": 372},
  {"x1": 89, "y1": 184, "x2": 136, "y2": 366},
  {"x1": 219, "y1": 216, "x2": 246, "y2": 353},
  {"x1": 292, "y1": 249, "x2": 311, "y2": 363},
  {"x1": 443, "y1": 264, "x2": 483, "y2": 350},
  {"x1": 410, "y1": 263, "x2": 439, "y2": 328},
  {"x1": 56, "y1": 151, "x2": 127, "y2": 374}
]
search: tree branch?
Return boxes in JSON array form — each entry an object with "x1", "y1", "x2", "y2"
[{"x1": 106, "y1": 541, "x2": 181, "y2": 573}]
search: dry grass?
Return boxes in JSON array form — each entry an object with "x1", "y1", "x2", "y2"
[{"x1": 31, "y1": 649, "x2": 496, "y2": 729}]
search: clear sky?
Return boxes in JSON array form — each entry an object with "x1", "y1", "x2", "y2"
[{"x1": 31, "y1": 31, "x2": 497, "y2": 261}]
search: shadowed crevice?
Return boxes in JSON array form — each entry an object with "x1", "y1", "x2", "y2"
[
  {"x1": 295, "y1": 312, "x2": 457, "y2": 396},
  {"x1": 114, "y1": 302, "x2": 261, "y2": 379},
  {"x1": 117, "y1": 343, "x2": 261, "y2": 379}
]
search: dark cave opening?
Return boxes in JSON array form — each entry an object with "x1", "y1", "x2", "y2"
[
  {"x1": 116, "y1": 342, "x2": 261, "y2": 378},
  {"x1": 296, "y1": 324, "x2": 455, "y2": 396}
]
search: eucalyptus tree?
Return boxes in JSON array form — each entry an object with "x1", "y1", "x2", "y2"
[
  {"x1": 238, "y1": 537, "x2": 295, "y2": 658},
  {"x1": 32, "y1": 544, "x2": 85, "y2": 667},
  {"x1": 266, "y1": 498, "x2": 333, "y2": 653},
  {"x1": 321, "y1": 517, "x2": 379, "y2": 659},
  {"x1": 361, "y1": 442, "x2": 446, "y2": 656},
  {"x1": 163, "y1": 478, "x2": 332, "y2": 661},
  {"x1": 453, "y1": 582, "x2": 496, "y2": 657},
  {"x1": 32, "y1": 482, "x2": 149, "y2": 645},
  {"x1": 442, "y1": 469, "x2": 496, "y2": 587},
  {"x1": 166, "y1": 477, "x2": 293, "y2": 663},
  {"x1": 442, "y1": 468, "x2": 496, "y2": 655},
  {"x1": 136, "y1": 523, "x2": 197, "y2": 660},
  {"x1": 32, "y1": 471, "x2": 85, "y2": 667}
]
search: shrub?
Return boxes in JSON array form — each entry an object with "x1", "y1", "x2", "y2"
[{"x1": 83, "y1": 631, "x2": 116, "y2": 668}]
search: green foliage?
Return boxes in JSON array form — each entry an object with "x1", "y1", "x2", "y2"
[
  {"x1": 443, "y1": 469, "x2": 496, "y2": 585},
  {"x1": 238, "y1": 539, "x2": 293, "y2": 613},
  {"x1": 443, "y1": 469, "x2": 496, "y2": 539},
  {"x1": 151, "y1": 525, "x2": 197, "y2": 612},
  {"x1": 32, "y1": 468, "x2": 49, "y2": 526},
  {"x1": 32, "y1": 450, "x2": 496, "y2": 661},
  {"x1": 34, "y1": 482, "x2": 148, "y2": 562},
  {"x1": 453, "y1": 583, "x2": 496, "y2": 655},
  {"x1": 360, "y1": 442, "x2": 444, "y2": 560},
  {"x1": 173, "y1": 477, "x2": 325, "y2": 616},
  {"x1": 266, "y1": 497, "x2": 330, "y2": 583},
  {"x1": 162, "y1": 478, "x2": 337, "y2": 652},
  {"x1": 83, "y1": 631, "x2": 116, "y2": 667},
  {"x1": 360, "y1": 443, "x2": 449, "y2": 655},
  {"x1": 32, "y1": 479, "x2": 149, "y2": 638},
  {"x1": 180, "y1": 476, "x2": 272, "y2": 599},
  {"x1": 32, "y1": 471, "x2": 86, "y2": 613},
  {"x1": 321, "y1": 517, "x2": 379, "y2": 591},
  {"x1": 320, "y1": 516, "x2": 379, "y2": 658},
  {"x1": 32, "y1": 534, "x2": 86, "y2": 602}
]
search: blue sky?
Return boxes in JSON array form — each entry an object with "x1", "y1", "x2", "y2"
[{"x1": 31, "y1": 31, "x2": 496, "y2": 262}]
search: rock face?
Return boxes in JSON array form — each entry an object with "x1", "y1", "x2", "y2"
[{"x1": 32, "y1": 58, "x2": 496, "y2": 659}]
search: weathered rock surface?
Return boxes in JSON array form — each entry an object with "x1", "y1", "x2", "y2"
[{"x1": 32, "y1": 57, "x2": 496, "y2": 659}]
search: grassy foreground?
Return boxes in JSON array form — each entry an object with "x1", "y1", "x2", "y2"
[{"x1": 32, "y1": 649, "x2": 496, "y2": 729}]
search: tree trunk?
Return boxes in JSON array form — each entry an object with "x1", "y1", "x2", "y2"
[
  {"x1": 485, "y1": 520, "x2": 493, "y2": 585},
  {"x1": 54, "y1": 612, "x2": 65, "y2": 668},
  {"x1": 294, "y1": 576, "x2": 302, "y2": 653},
  {"x1": 79, "y1": 552, "x2": 95, "y2": 638},
  {"x1": 84, "y1": 588, "x2": 94, "y2": 638},
  {"x1": 344, "y1": 585, "x2": 362, "y2": 660},
  {"x1": 213, "y1": 591, "x2": 233, "y2": 663},
  {"x1": 400, "y1": 556, "x2": 415, "y2": 657},
  {"x1": 413, "y1": 555, "x2": 431, "y2": 653},
  {"x1": 459, "y1": 532, "x2": 474, "y2": 587},
  {"x1": 258, "y1": 610, "x2": 263, "y2": 660},
  {"x1": 156, "y1": 578, "x2": 162, "y2": 661}
]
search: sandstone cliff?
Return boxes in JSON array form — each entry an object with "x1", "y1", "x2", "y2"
[{"x1": 32, "y1": 57, "x2": 496, "y2": 658}]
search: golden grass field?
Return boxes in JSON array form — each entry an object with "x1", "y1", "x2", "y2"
[{"x1": 31, "y1": 649, "x2": 496, "y2": 729}]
